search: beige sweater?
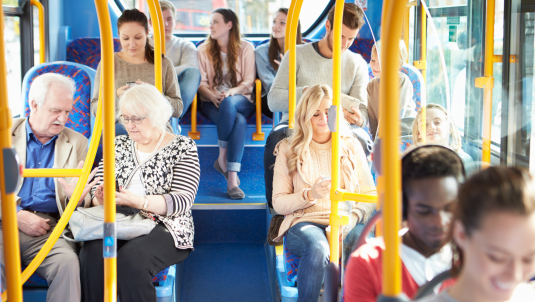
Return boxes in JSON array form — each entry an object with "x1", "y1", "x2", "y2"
[
  {"x1": 272, "y1": 137, "x2": 377, "y2": 242},
  {"x1": 91, "y1": 53, "x2": 182, "y2": 124},
  {"x1": 367, "y1": 72, "x2": 416, "y2": 140}
]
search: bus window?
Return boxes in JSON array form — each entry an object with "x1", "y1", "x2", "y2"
[
  {"x1": 121, "y1": 0, "x2": 330, "y2": 35},
  {"x1": 3, "y1": 15, "x2": 22, "y2": 117},
  {"x1": 429, "y1": 0, "x2": 468, "y2": 7}
]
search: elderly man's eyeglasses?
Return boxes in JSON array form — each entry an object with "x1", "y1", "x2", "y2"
[{"x1": 120, "y1": 115, "x2": 147, "y2": 124}]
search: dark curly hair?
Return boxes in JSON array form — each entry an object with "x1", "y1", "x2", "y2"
[{"x1": 401, "y1": 145, "x2": 465, "y2": 220}]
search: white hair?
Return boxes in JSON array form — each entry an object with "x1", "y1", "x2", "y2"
[
  {"x1": 28, "y1": 73, "x2": 76, "y2": 108},
  {"x1": 118, "y1": 83, "x2": 173, "y2": 130}
]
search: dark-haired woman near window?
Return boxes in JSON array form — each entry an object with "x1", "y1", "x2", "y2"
[
  {"x1": 255, "y1": 8, "x2": 302, "y2": 119},
  {"x1": 198, "y1": 8, "x2": 256, "y2": 199},
  {"x1": 90, "y1": 8, "x2": 182, "y2": 134}
]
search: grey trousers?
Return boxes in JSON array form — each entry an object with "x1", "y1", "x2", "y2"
[{"x1": 0, "y1": 213, "x2": 81, "y2": 302}]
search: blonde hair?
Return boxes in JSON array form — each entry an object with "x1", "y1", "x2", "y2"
[
  {"x1": 159, "y1": 1, "x2": 176, "y2": 19},
  {"x1": 412, "y1": 103, "x2": 462, "y2": 152},
  {"x1": 371, "y1": 40, "x2": 408, "y2": 69},
  {"x1": 118, "y1": 83, "x2": 173, "y2": 130},
  {"x1": 286, "y1": 85, "x2": 352, "y2": 177}
]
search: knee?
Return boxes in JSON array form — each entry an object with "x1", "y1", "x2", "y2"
[
  {"x1": 182, "y1": 67, "x2": 201, "y2": 82},
  {"x1": 235, "y1": 113, "x2": 247, "y2": 127},
  {"x1": 306, "y1": 241, "x2": 330, "y2": 269},
  {"x1": 53, "y1": 252, "x2": 80, "y2": 278},
  {"x1": 219, "y1": 97, "x2": 237, "y2": 114}
]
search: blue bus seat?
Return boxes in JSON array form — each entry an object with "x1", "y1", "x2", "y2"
[
  {"x1": 22, "y1": 62, "x2": 96, "y2": 139},
  {"x1": 66, "y1": 38, "x2": 122, "y2": 69},
  {"x1": 350, "y1": 38, "x2": 375, "y2": 63}
]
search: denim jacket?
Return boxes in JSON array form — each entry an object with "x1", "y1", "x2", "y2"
[{"x1": 255, "y1": 43, "x2": 277, "y2": 97}]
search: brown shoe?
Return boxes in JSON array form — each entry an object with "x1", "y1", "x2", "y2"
[
  {"x1": 227, "y1": 186, "x2": 245, "y2": 200},
  {"x1": 214, "y1": 159, "x2": 240, "y2": 185}
]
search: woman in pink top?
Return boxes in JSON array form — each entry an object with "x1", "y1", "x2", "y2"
[{"x1": 197, "y1": 8, "x2": 256, "y2": 199}]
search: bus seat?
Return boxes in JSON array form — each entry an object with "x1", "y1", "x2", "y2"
[
  {"x1": 22, "y1": 62, "x2": 96, "y2": 139},
  {"x1": 349, "y1": 38, "x2": 375, "y2": 63},
  {"x1": 66, "y1": 38, "x2": 122, "y2": 69},
  {"x1": 283, "y1": 237, "x2": 300, "y2": 286},
  {"x1": 400, "y1": 64, "x2": 425, "y2": 111}
]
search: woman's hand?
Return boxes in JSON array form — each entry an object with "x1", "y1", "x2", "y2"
[
  {"x1": 274, "y1": 53, "x2": 284, "y2": 66},
  {"x1": 116, "y1": 85, "x2": 129, "y2": 98},
  {"x1": 224, "y1": 87, "x2": 240, "y2": 98},
  {"x1": 94, "y1": 184, "x2": 104, "y2": 206},
  {"x1": 307, "y1": 177, "x2": 331, "y2": 200},
  {"x1": 134, "y1": 79, "x2": 146, "y2": 85},
  {"x1": 210, "y1": 91, "x2": 225, "y2": 108},
  {"x1": 116, "y1": 187, "x2": 144, "y2": 209},
  {"x1": 57, "y1": 161, "x2": 100, "y2": 206},
  {"x1": 343, "y1": 107, "x2": 364, "y2": 127}
]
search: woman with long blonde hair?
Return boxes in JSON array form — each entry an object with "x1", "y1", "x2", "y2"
[
  {"x1": 271, "y1": 85, "x2": 376, "y2": 302},
  {"x1": 197, "y1": 8, "x2": 256, "y2": 199},
  {"x1": 412, "y1": 103, "x2": 473, "y2": 167}
]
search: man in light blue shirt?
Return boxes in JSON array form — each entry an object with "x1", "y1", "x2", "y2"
[{"x1": 2, "y1": 73, "x2": 98, "y2": 302}]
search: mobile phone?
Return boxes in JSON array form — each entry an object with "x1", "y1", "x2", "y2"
[
  {"x1": 126, "y1": 82, "x2": 137, "y2": 87},
  {"x1": 321, "y1": 176, "x2": 331, "y2": 182},
  {"x1": 115, "y1": 180, "x2": 120, "y2": 192}
]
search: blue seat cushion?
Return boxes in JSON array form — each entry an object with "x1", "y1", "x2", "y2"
[{"x1": 283, "y1": 237, "x2": 300, "y2": 284}]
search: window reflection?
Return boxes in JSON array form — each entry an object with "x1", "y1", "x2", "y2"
[{"x1": 3, "y1": 16, "x2": 22, "y2": 117}]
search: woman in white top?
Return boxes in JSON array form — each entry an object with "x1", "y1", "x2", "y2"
[
  {"x1": 81, "y1": 84, "x2": 200, "y2": 302},
  {"x1": 417, "y1": 167, "x2": 535, "y2": 302}
]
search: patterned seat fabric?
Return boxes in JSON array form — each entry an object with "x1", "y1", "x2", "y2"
[
  {"x1": 350, "y1": 38, "x2": 375, "y2": 63},
  {"x1": 283, "y1": 237, "x2": 300, "y2": 285},
  {"x1": 23, "y1": 63, "x2": 94, "y2": 138},
  {"x1": 152, "y1": 266, "x2": 170, "y2": 283},
  {"x1": 67, "y1": 38, "x2": 122, "y2": 69}
]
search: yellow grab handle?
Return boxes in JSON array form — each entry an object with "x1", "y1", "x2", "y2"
[
  {"x1": 31, "y1": 0, "x2": 46, "y2": 64},
  {"x1": 287, "y1": 0, "x2": 304, "y2": 130},
  {"x1": 253, "y1": 79, "x2": 265, "y2": 141},
  {"x1": 23, "y1": 168, "x2": 83, "y2": 177},
  {"x1": 0, "y1": 2, "x2": 24, "y2": 301},
  {"x1": 188, "y1": 94, "x2": 200, "y2": 140},
  {"x1": 379, "y1": 0, "x2": 407, "y2": 297},
  {"x1": 146, "y1": 0, "x2": 163, "y2": 92}
]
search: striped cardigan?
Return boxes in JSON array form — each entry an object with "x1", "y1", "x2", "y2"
[{"x1": 91, "y1": 135, "x2": 200, "y2": 249}]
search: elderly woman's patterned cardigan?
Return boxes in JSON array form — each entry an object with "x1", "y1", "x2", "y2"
[{"x1": 91, "y1": 135, "x2": 200, "y2": 249}]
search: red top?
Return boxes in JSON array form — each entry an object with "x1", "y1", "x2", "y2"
[{"x1": 344, "y1": 239, "x2": 420, "y2": 302}]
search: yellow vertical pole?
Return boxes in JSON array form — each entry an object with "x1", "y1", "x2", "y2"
[
  {"x1": 477, "y1": 0, "x2": 496, "y2": 164},
  {"x1": 329, "y1": 0, "x2": 345, "y2": 264},
  {"x1": 95, "y1": 1, "x2": 117, "y2": 301},
  {"x1": 147, "y1": 0, "x2": 163, "y2": 92},
  {"x1": 287, "y1": 0, "x2": 304, "y2": 129},
  {"x1": 253, "y1": 79, "x2": 265, "y2": 140},
  {"x1": 380, "y1": 0, "x2": 406, "y2": 297},
  {"x1": 30, "y1": 0, "x2": 46, "y2": 64},
  {"x1": 153, "y1": 0, "x2": 166, "y2": 55},
  {"x1": 0, "y1": 3, "x2": 24, "y2": 301},
  {"x1": 284, "y1": 0, "x2": 297, "y2": 53},
  {"x1": 419, "y1": 3, "x2": 426, "y2": 81}
]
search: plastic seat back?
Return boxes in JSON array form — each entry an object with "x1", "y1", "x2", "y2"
[
  {"x1": 66, "y1": 38, "x2": 122, "y2": 69},
  {"x1": 22, "y1": 62, "x2": 96, "y2": 139}
]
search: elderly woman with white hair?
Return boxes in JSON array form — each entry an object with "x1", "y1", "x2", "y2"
[
  {"x1": 80, "y1": 84, "x2": 200, "y2": 302},
  {"x1": 271, "y1": 84, "x2": 377, "y2": 302}
]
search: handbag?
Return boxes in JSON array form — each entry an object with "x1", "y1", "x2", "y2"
[
  {"x1": 63, "y1": 205, "x2": 157, "y2": 242},
  {"x1": 267, "y1": 215, "x2": 285, "y2": 246}
]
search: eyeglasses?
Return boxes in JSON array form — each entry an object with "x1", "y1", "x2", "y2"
[{"x1": 120, "y1": 115, "x2": 147, "y2": 124}]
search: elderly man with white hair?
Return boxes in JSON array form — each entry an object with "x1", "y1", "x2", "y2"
[{"x1": 2, "y1": 73, "x2": 99, "y2": 302}]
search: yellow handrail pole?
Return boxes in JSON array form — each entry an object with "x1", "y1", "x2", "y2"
[
  {"x1": 95, "y1": 0, "x2": 117, "y2": 300},
  {"x1": 328, "y1": 0, "x2": 345, "y2": 264},
  {"x1": 23, "y1": 169, "x2": 82, "y2": 177},
  {"x1": 0, "y1": 2, "x2": 24, "y2": 301},
  {"x1": 380, "y1": 0, "x2": 407, "y2": 297},
  {"x1": 284, "y1": 0, "x2": 297, "y2": 53},
  {"x1": 188, "y1": 94, "x2": 200, "y2": 139},
  {"x1": 253, "y1": 79, "x2": 265, "y2": 140},
  {"x1": 476, "y1": 0, "x2": 495, "y2": 164},
  {"x1": 414, "y1": 1, "x2": 427, "y2": 144},
  {"x1": 288, "y1": 0, "x2": 304, "y2": 129},
  {"x1": 153, "y1": 0, "x2": 166, "y2": 55},
  {"x1": 146, "y1": 0, "x2": 163, "y2": 92},
  {"x1": 30, "y1": 0, "x2": 46, "y2": 64}
]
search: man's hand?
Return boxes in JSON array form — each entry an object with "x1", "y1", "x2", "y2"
[
  {"x1": 17, "y1": 211, "x2": 50, "y2": 237},
  {"x1": 343, "y1": 107, "x2": 364, "y2": 127},
  {"x1": 58, "y1": 161, "x2": 100, "y2": 206}
]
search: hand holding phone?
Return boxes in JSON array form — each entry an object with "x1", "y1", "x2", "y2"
[{"x1": 115, "y1": 180, "x2": 121, "y2": 192}]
